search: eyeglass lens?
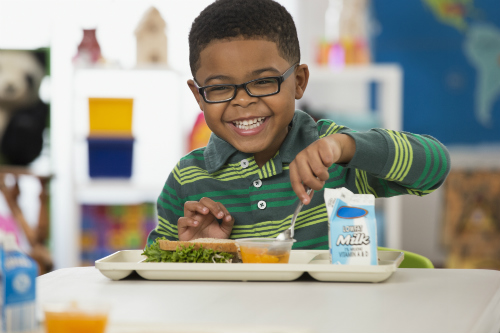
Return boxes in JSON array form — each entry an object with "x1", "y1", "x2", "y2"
[{"x1": 204, "y1": 78, "x2": 279, "y2": 102}]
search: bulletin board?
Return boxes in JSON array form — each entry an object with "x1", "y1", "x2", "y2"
[
  {"x1": 443, "y1": 170, "x2": 500, "y2": 270},
  {"x1": 80, "y1": 202, "x2": 157, "y2": 266}
]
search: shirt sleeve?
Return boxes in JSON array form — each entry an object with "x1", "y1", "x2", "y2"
[
  {"x1": 146, "y1": 162, "x2": 184, "y2": 245},
  {"x1": 317, "y1": 120, "x2": 451, "y2": 197}
]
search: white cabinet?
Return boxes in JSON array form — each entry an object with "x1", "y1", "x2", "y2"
[
  {"x1": 55, "y1": 68, "x2": 187, "y2": 267},
  {"x1": 72, "y1": 68, "x2": 184, "y2": 204}
]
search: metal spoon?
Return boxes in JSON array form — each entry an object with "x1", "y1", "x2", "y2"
[{"x1": 276, "y1": 187, "x2": 313, "y2": 241}]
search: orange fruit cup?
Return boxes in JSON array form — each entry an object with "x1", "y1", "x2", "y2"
[
  {"x1": 236, "y1": 238, "x2": 295, "y2": 264},
  {"x1": 43, "y1": 301, "x2": 110, "y2": 333}
]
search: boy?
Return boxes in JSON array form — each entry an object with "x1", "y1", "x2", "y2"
[{"x1": 147, "y1": 0, "x2": 450, "y2": 249}]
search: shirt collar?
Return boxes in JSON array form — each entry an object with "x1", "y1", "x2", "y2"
[
  {"x1": 204, "y1": 110, "x2": 319, "y2": 174},
  {"x1": 278, "y1": 110, "x2": 319, "y2": 163}
]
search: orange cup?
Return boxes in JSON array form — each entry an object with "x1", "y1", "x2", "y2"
[{"x1": 43, "y1": 301, "x2": 110, "y2": 333}]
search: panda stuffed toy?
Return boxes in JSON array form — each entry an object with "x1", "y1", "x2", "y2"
[{"x1": 0, "y1": 50, "x2": 49, "y2": 166}]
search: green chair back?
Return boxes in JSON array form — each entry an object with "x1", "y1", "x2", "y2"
[{"x1": 378, "y1": 247, "x2": 434, "y2": 268}]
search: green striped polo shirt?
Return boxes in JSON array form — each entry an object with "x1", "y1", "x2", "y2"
[{"x1": 147, "y1": 110, "x2": 450, "y2": 249}]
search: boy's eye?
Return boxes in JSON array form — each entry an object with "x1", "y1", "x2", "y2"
[
  {"x1": 206, "y1": 85, "x2": 231, "y2": 92},
  {"x1": 254, "y1": 79, "x2": 275, "y2": 85}
]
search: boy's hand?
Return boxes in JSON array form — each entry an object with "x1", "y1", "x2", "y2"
[
  {"x1": 178, "y1": 198, "x2": 234, "y2": 241},
  {"x1": 290, "y1": 134, "x2": 355, "y2": 205}
]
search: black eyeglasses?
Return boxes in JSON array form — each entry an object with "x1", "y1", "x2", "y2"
[{"x1": 194, "y1": 63, "x2": 298, "y2": 103}]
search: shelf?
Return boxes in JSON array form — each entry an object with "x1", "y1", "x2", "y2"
[
  {"x1": 75, "y1": 180, "x2": 161, "y2": 204},
  {"x1": 72, "y1": 68, "x2": 185, "y2": 204},
  {"x1": 307, "y1": 64, "x2": 403, "y2": 81}
]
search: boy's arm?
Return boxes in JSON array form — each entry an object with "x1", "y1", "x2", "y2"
[
  {"x1": 336, "y1": 126, "x2": 451, "y2": 197},
  {"x1": 146, "y1": 163, "x2": 184, "y2": 246}
]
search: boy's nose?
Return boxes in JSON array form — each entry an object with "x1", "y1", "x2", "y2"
[{"x1": 232, "y1": 86, "x2": 258, "y2": 107}]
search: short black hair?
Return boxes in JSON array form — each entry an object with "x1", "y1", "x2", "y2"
[{"x1": 189, "y1": 0, "x2": 300, "y2": 77}]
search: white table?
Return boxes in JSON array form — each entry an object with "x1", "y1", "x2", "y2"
[{"x1": 37, "y1": 267, "x2": 500, "y2": 333}]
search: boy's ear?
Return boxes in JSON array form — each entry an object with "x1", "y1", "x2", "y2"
[
  {"x1": 294, "y1": 64, "x2": 309, "y2": 100},
  {"x1": 187, "y1": 79, "x2": 205, "y2": 111}
]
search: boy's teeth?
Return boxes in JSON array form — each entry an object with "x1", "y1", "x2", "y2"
[{"x1": 233, "y1": 117, "x2": 265, "y2": 130}]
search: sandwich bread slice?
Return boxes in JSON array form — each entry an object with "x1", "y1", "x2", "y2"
[
  {"x1": 159, "y1": 238, "x2": 238, "y2": 253},
  {"x1": 142, "y1": 237, "x2": 241, "y2": 263}
]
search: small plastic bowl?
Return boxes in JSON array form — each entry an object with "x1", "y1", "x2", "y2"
[
  {"x1": 236, "y1": 238, "x2": 295, "y2": 264},
  {"x1": 43, "y1": 300, "x2": 110, "y2": 333}
]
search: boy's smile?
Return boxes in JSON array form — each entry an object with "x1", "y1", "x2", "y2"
[
  {"x1": 231, "y1": 116, "x2": 267, "y2": 134},
  {"x1": 188, "y1": 39, "x2": 308, "y2": 167}
]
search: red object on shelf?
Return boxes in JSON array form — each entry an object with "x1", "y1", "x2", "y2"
[
  {"x1": 188, "y1": 112, "x2": 212, "y2": 152},
  {"x1": 73, "y1": 29, "x2": 103, "y2": 65}
]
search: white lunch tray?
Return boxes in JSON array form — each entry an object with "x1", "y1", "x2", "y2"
[{"x1": 95, "y1": 250, "x2": 403, "y2": 283}]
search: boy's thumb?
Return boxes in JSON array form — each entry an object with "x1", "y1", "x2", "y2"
[{"x1": 220, "y1": 214, "x2": 234, "y2": 234}]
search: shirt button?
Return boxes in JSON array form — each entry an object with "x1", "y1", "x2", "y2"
[
  {"x1": 253, "y1": 179, "x2": 262, "y2": 188},
  {"x1": 240, "y1": 159, "x2": 249, "y2": 168},
  {"x1": 258, "y1": 200, "x2": 267, "y2": 210}
]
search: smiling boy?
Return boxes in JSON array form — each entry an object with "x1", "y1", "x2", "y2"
[{"x1": 146, "y1": 0, "x2": 450, "y2": 249}]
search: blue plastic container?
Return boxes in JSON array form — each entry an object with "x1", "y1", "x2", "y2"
[{"x1": 87, "y1": 137, "x2": 134, "y2": 178}]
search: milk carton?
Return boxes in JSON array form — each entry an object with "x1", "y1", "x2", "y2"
[
  {"x1": 0, "y1": 233, "x2": 38, "y2": 333},
  {"x1": 324, "y1": 188, "x2": 378, "y2": 265}
]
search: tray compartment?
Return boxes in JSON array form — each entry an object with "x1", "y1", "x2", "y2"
[{"x1": 136, "y1": 269, "x2": 304, "y2": 282}]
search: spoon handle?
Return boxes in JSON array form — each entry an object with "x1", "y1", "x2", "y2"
[{"x1": 290, "y1": 187, "x2": 313, "y2": 236}]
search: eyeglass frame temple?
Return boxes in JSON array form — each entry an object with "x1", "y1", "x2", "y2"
[{"x1": 193, "y1": 63, "x2": 299, "y2": 103}]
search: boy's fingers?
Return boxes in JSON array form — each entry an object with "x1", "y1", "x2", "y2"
[
  {"x1": 318, "y1": 140, "x2": 335, "y2": 167},
  {"x1": 178, "y1": 217, "x2": 200, "y2": 230},
  {"x1": 307, "y1": 153, "x2": 330, "y2": 181},
  {"x1": 295, "y1": 157, "x2": 324, "y2": 191},
  {"x1": 191, "y1": 212, "x2": 211, "y2": 225},
  {"x1": 199, "y1": 197, "x2": 225, "y2": 219},
  {"x1": 217, "y1": 202, "x2": 232, "y2": 221},
  {"x1": 309, "y1": 190, "x2": 315, "y2": 201},
  {"x1": 301, "y1": 188, "x2": 315, "y2": 205},
  {"x1": 184, "y1": 201, "x2": 209, "y2": 216},
  {"x1": 217, "y1": 202, "x2": 234, "y2": 234},
  {"x1": 290, "y1": 161, "x2": 309, "y2": 204},
  {"x1": 220, "y1": 216, "x2": 234, "y2": 235}
]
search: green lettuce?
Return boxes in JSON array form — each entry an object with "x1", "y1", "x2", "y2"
[{"x1": 142, "y1": 237, "x2": 234, "y2": 263}]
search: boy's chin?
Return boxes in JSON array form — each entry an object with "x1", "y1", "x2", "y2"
[
  {"x1": 235, "y1": 146, "x2": 262, "y2": 154},
  {"x1": 233, "y1": 142, "x2": 268, "y2": 154}
]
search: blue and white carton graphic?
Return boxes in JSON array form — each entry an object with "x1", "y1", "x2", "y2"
[
  {"x1": 324, "y1": 188, "x2": 378, "y2": 265},
  {"x1": 0, "y1": 233, "x2": 38, "y2": 333}
]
